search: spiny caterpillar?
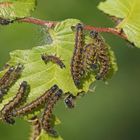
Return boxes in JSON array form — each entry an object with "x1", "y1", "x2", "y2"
[
  {"x1": 1, "y1": 81, "x2": 29, "y2": 124},
  {"x1": 83, "y1": 44, "x2": 98, "y2": 72},
  {"x1": 41, "y1": 54, "x2": 65, "y2": 69},
  {"x1": 28, "y1": 116, "x2": 41, "y2": 140},
  {"x1": 71, "y1": 23, "x2": 85, "y2": 87},
  {"x1": 12, "y1": 85, "x2": 58, "y2": 117},
  {"x1": 90, "y1": 31, "x2": 110, "y2": 80},
  {"x1": 9, "y1": 64, "x2": 24, "y2": 82},
  {"x1": 64, "y1": 93, "x2": 76, "y2": 108},
  {"x1": 0, "y1": 64, "x2": 24, "y2": 99},
  {"x1": 41, "y1": 89, "x2": 63, "y2": 136},
  {"x1": 0, "y1": 66, "x2": 15, "y2": 98}
]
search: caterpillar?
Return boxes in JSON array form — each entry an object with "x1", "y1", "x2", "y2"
[
  {"x1": 10, "y1": 64, "x2": 24, "y2": 82},
  {"x1": 71, "y1": 23, "x2": 85, "y2": 87},
  {"x1": 0, "y1": 18, "x2": 13, "y2": 25},
  {"x1": 0, "y1": 64, "x2": 24, "y2": 99},
  {"x1": 83, "y1": 44, "x2": 98, "y2": 72},
  {"x1": 0, "y1": 66, "x2": 15, "y2": 88},
  {"x1": 12, "y1": 85, "x2": 58, "y2": 117},
  {"x1": 64, "y1": 91, "x2": 85, "y2": 108},
  {"x1": 41, "y1": 54, "x2": 65, "y2": 69},
  {"x1": 90, "y1": 31, "x2": 110, "y2": 80},
  {"x1": 41, "y1": 89, "x2": 63, "y2": 136},
  {"x1": 64, "y1": 93, "x2": 76, "y2": 108},
  {"x1": 29, "y1": 116, "x2": 41, "y2": 140},
  {"x1": 1, "y1": 81, "x2": 29, "y2": 124}
]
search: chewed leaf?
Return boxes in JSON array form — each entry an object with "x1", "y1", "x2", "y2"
[
  {"x1": 38, "y1": 130, "x2": 63, "y2": 140},
  {"x1": 98, "y1": 0, "x2": 140, "y2": 48},
  {"x1": 0, "y1": 0, "x2": 36, "y2": 20}
]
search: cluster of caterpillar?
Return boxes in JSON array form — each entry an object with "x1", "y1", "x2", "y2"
[
  {"x1": 0, "y1": 24, "x2": 111, "y2": 139},
  {"x1": 12, "y1": 84, "x2": 58, "y2": 117},
  {"x1": 0, "y1": 54, "x2": 75, "y2": 139},
  {"x1": 11, "y1": 84, "x2": 62, "y2": 137},
  {"x1": 71, "y1": 23, "x2": 111, "y2": 88},
  {"x1": 1, "y1": 81, "x2": 29, "y2": 124},
  {"x1": 0, "y1": 75, "x2": 63, "y2": 139}
]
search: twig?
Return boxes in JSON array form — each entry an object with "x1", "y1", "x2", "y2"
[
  {"x1": 17, "y1": 17, "x2": 56, "y2": 28},
  {"x1": 84, "y1": 25, "x2": 127, "y2": 39},
  {"x1": 17, "y1": 17, "x2": 127, "y2": 40}
]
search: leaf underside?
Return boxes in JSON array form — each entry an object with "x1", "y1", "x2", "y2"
[
  {"x1": 0, "y1": 19, "x2": 117, "y2": 139},
  {"x1": 98, "y1": 0, "x2": 140, "y2": 48},
  {"x1": 0, "y1": 0, "x2": 36, "y2": 19}
]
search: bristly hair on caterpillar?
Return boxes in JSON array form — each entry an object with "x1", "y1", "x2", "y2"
[
  {"x1": 41, "y1": 54, "x2": 65, "y2": 69},
  {"x1": 28, "y1": 116, "x2": 41, "y2": 140},
  {"x1": 1, "y1": 81, "x2": 29, "y2": 124},
  {"x1": 0, "y1": 64, "x2": 24, "y2": 100},
  {"x1": 11, "y1": 85, "x2": 59, "y2": 117},
  {"x1": 71, "y1": 23, "x2": 85, "y2": 88},
  {"x1": 41, "y1": 89, "x2": 63, "y2": 136},
  {"x1": 0, "y1": 66, "x2": 15, "y2": 88},
  {"x1": 90, "y1": 31, "x2": 110, "y2": 80}
]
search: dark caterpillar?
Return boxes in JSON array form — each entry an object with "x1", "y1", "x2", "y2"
[
  {"x1": 41, "y1": 54, "x2": 65, "y2": 69},
  {"x1": 1, "y1": 81, "x2": 29, "y2": 124},
  {"x1": 64, "y1": 93, "x2": 76, "y2": 108},
  {"x1": 0, "y1": 66, "x2": 15, "y2": 89},
  {"x1": 83, "y1": 44, "x2": 98, "y2": 72},
  {"x1": 71, "y1": 23, "x2": 85, "y2": 87},
  {"x1": 0, "y1": 64, "x2": 24, "y2": 99},
  {"x1": 41, "y1": 89, "x2": 63, "y2": 136},
  {"x1": 0, "y1": 17, "x2": 14, "y2": 25},
  {"x1": 64, "y1": 91, "x2": 85, "y2": 108},
  {"x1": 90, "y1": 31, "x2": 110, "y2": 80},
  {"x1": 29, "y1": 116, "x2": 41, "y2": 140},
  {"x1": 9, "y1": 64, "x2": 24, "y2": 82},
  {"x1": 12, "y1": 85, "x2": 58, "y2": 117}
]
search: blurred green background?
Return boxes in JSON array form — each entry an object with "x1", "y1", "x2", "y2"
[{"x1": 0, "y1": 0, "x2": 140, "y2": 140}]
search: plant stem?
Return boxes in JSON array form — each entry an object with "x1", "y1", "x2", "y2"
[
  {"x1": 17, "y1": 17, "x2": 127, "y2": 40},
  {"x1": 84, "y1": 26, "x2": 127, "y2": 39},
  {"x1": 17, "y1": 17, "x2": 56, "y2": 28}
]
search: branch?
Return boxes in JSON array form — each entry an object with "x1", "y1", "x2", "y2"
[
  {"x1": 17, "y1": 17, "x2": 127, "y2": 40},
  {"x1": 17, "y1": 17, "x2": 56, "y2": 28},
  {"x1": 84, "y1": 26, "x2": 127, "y2": 39}
]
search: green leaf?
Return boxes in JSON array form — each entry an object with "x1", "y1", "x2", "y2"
[
  {"x1": 0, "y1": 0, "x2": 36, "y2": 19},
  {"x1": 38, "y1": 130, "x2": 63, "y2": 140},
  {"x1": 98, "y1": 0, "x2": 140, "y2": 48},
  {"x1": 0, "y1": 19, "x2": 117, "y2": 139},
  {"x1": 0, "y1": 19, "x2": 117, "y2": 110}
]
